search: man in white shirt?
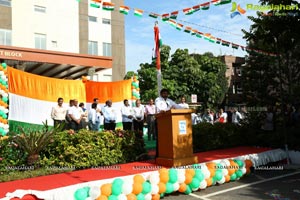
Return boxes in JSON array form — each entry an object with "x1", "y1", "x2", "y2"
[
  {"x1": 155, "y1": 88, "x2": 180, "y2": 113},
  {"x1": 68, "y1": 99, "x2": 83, "y2": 131},
  {"x1": 121, "y1": 99, "x2": 133, "y2": 131},
  {"x1": 145, "y1": 98, "x2": 156, "y2": 140},
  {"x1": 51, "y1": 97, "x2": 67, "y2": 127},
  {"x1": 102, "y1": 99, "x2": 117, "y2": 130},
  {"x1": 232, "y1": 108, "x2": 242, "y2": 125}
]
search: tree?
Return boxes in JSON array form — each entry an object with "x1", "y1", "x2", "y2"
[{"x1": 242, "y1": 0, "x2": 300, "y2": 106}]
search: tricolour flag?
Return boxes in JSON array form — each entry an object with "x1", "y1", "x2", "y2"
[
  {"x1": 161, "y1": 13, "x2": 170, "y2": 21},
  {"x1": 216, "y1": 38, "x2": 222, "y2": 44},
  {"x1": 196, "y1": 31, "x2": 203, "y2": 38},
  {"x1": 102, "y1": 2, "x2": 115, "y2": 11},
  {"x1": 176, "y1": 23, "x2": 184, "y2": 30},
  {"x1": 191, "y1": 29, "x2": 197, "y2": 35},
  {"x1": 149, "y1": 12, "x2": 159, "y2": 18},
  {"x1": 92, "y1": 0, "x2": 102, "y2": 2},
  {"x1": 168, "y1": 19, "x2": 177, "y2": 28},
  {"x1": 154, "y1": 24, "x2": 162, "y2": 71},
  {"x1": 203, "y1": 33, "x2": 212, "y2": 40},
  {"x1": 90, "y1": 2, "x2": 100, "y2": 8},
  {"x1": 119, "y1": 5, "x2": 130, "y2": 15},
  {"x1": 240, "y1": 46, "x2": 245, "y2": 51},
  {"x1": 201, "y1": 2, "x2": 210, "y2": 10},
  {"x1": 184, "y1": 26, "x2": 192, "y2": 33},
  {"x1": 193, "y1": 5, "x2": 201, "y2": 12},
  {"x1": 232, "y1": 43, "x2": 239, "y2": 49},
  {"x1": 170, "y1": 11, "x2": 179, "y2": 19},
  {"x1": 183, "y1": 7, "x2": 194, "y2": 15},
  {"x1": 221, "y1": 40, "x2": 230, "y2": 46},
  {"x1": 134, "y1": 9, "x2": 144, "y2": 17}
]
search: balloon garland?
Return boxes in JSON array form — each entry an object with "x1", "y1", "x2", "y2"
[
  {"x1": 0, "y1": 63, "x2": 9, "y2": 136},
  {"x1": 132, "y1": 76, "x2": 140, "y2": 102},
  {"x1": 73, "y1": 159, "x2": 253, "y2": 200}
]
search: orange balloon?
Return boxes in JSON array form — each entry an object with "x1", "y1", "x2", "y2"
[
  {"x1": 159, "y1": 168, "x2": 169, "y2": 175},
  {"x1": 184, "y1": 173, "x2": 193, "y2": 184},
  {"x1": 101, "y1": 183, "x2": 112, "y2": 196},
  {"x1": 160, "y1": 173, "x2": 169, "y2": 183},
  {"x1": 206, "y1": 162, "x2": 216, "y2": 170},
  {"x1": 134, "y1": 174, "x2": 145, "y2": 183},
  {"x1": 186, "y1": 169, "x2": 195, "y2": 177},
  {"x1": 127, "y1": 193, "x2": 137, "y2": 200},
  {"x1": 132, "y1": 182, "x2": 143, "y2": 195},
  {"x1": 206, "y1": 178, "x2": 213, "y2": 187},
  {"x1": 227, "y1": 168, "x2": 235, "y2": 176},
  {"x1": 96, "y1": 195, "x2": 108, "y2": 200},
  {"x1": 208, "y1": 168, "x2": 215, "y2": 177},
  {"x1": 178, "y1": 183, "x2": 187, "y2": 193},
  {"x1": 152, "y1": 194, "x2": 160, "y2": 200},
  {"x1": 225, "y1": 175, "x2": 231, "y2": 182},
  {"x1": 244, "y1": 159, "x2": 253, "y2": 168},
  {"x1": 158, "y1": 182, "x2": 166, "y2": 194},
  {"x1": 246, "y1": 168, "x2": 251, "y2": 174}
]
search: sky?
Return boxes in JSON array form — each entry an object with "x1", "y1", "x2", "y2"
[{"x1": 123, "y1": 0, "x2": 261, "y2": 72}]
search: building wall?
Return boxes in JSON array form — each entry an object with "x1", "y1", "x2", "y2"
[{"x1": 0, "y1": 2, "x2": 11, "y2": 30}]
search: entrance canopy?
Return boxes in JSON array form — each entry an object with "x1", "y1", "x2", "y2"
[{"x1": 0, "y1": 45, "x2": 112, "y2": 79}]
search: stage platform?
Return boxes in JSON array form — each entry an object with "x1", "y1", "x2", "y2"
[{"x1": 0, "y1": 146, "x2": 287, "y2": 200}]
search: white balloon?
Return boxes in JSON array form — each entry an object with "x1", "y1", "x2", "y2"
[
  {"x1": 0, "y1": 71, "x2": 4, "y2": 75},
  {"x1": 118, "y1": 194, "x2": 127, "y2": 200},
  {"x1": 144, "y1": 193, "x2": 152, "y2": 200},
  {"x1": 4, "y1": 124, "x2": 9, "y2": 129},
  {"x1": 88, "y1": 186, "x2": 101, "y2": 199},
  {"x1": 222, "y1": 169, "x2": 228, "y2": 176},
  {"x1": 200, "y1": 163, "x2": 208, "y2": 170},
  {"x1": 192, "y1": 187, "x2": 199, "y2": 192},
  {"x1": 199, "y1": 180, "x2": 207, "y2": 189},
  {"x1": 85, "y1": 197, "x2": 93, "y2": 200},
  {"x1": 2, "y1": 93, "x2": 8, "y2": 97},
  {"x1": 173, "y1": 183, "x2": 180, "y2": 192},
  {"x1": 177, "y1": 173, "x2": 185, "y2": 184},
  {"x1": 122, "y1": 183, "x2": 132, "y2": 195},
  {"x1": 0, "y1": 123, "x2": 4, "y2": 128},
  {"x1": 203, "y1": 169, "x2": 210, "y2": 179},
  {"x1": 221, "y1": 159, "x2": 230, "y2": 166},
  {"x1": 151, "y1": 184, "x2": 159, "y2": 194},
  {"x1": 149, "y1": 172, "x2": 160, "y2": 185},
  {"x1": 217, "y1": 176, "x2": 226, "y2": 184},
  {"x1": 3, "y1": 109, "x2": 8, "y2": 113},
  {"x1": 241, "y1": 167, "x2": 247, "y2": 175}
]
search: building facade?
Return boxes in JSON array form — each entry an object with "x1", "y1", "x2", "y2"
[{"x1": 0, "y1": 0, "x2": 125, "y2": 81}]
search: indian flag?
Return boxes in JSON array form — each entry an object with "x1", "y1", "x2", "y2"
[
  {"x1": 193, "y1": 5, "x2": 201, "y2": 13},
  {"x1": 170, "y1": 11, "x2": 179, "y2": 19},
  {"x1": 232, "y1": 43, "x2": 239, "y2": 49},
  {"x1": 119, "y1": 5, "x2": 130, "y2": 15},
  {"x1": 183, "y1": 7, "x2": 194, "y2": 15},
  {"x1": 92, "y1": 0, "x2": 102, "y2": 2},
  {"x1": 240, "y1": 46, "x2": 245, "y2": 51},
  {"x1": 7, "y1": 67, "x2": 133, "y2": 132},
  {"x1": 161, "y1": 13, "x2": 170, "y2": 21},
  {"x1": 216, "y1": 38, "x2": 222, "y2": 44},
  {"x1": 134, "y1": 9, "x2": 144, "y2": 17},
  {"x1": 168, "y1": 19, "x2": 177, "y2": 28},
  {"x1": 196, "y1": 31, "x2": 203, "y2": 38},
  {"x1": 184, "y1": 26, "x2": 192, "y2": 33},
  {"x1": 176, "y1": 23, "x2": 184, "y2": 30},
  {"x1": 191, "y1": 29, "x2": 197, "y2": 35},
  {"x1": 102, "y1": 2, "x2": 115, "y2": 11},
  {"x1": 203, "y1": 33, "x2": 212, "y2": 40},
  {"x1": 211, "y1": 0, "x2": 221, "y2": 5},
  {"x1": 149, "y1": 12, "x2": 159, "y2": 18},
  {"x1": 90, "y1": 2, "x2": 100, "y2": 8},
  {"x1": 201, "y1": 2, "x2": 210, "y2": 10},
  {"x1": 221, "y1": 40, "x2": 230, "y2": 46}
]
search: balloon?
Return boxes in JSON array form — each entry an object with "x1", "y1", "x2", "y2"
[
  {"x1": 144, "y1": 193, "x2": 152, "y2": 200},
  {"x1": 217, "y1": 176, "x2": 226, "y2": 184},
  {"x1": 202, "y1": 168, "x2": 210, "y2": 179},
  {"x1": 151, "y1": 194, "x2": 160, "y2": 200},
  {"x1": 118, "y1": 194, "x2": 127, "y2": 200},
  {"x1": 178, "y1": 183, "x2": 187, "y2": 193},
  {"x1": 151, "y1": 184, "x2": 159, "y2": 194},
  {"x1": 186, "y1": 169, "x2": 195, "y2": 177},
  {"x1": 159, "y1": 173, "x2": 169, "y2": 183},
  {"x1": 149, "y1": 172, "x2": 160, "y2": 185},
  {"x1": 230, "y1": 173, "x2": 237, "y2": 181},
  {"x1": 74, "y1": 187, "x2": 89, "y2": 200},
  {"x1": 158, "y1": 182, "x2": 166, "y2": 194},
  {"x1": 132, "y1": 183, "x2": 143, "y2": 195},
  {"x1": 126, "y1": 193, "x2": 137, "y2": 200},
  {"x1": 142, "y1": 181, "x2": 152, "y2": 194},
  {"x1": 184, "y1": 173, "x2": 193, "y2": 184},
  {"x1": 241, "y1": 167, "x2": 247, "y2": 175},
  {"x1": 194, "y1": 169, "x2": 204, "y2": 182},
  {"x1": 206, "y1": 178, "x2": 213, "y2": 187},
  {"x1": 1, "y1": 63, "x2": 7, "y2": 68},
  {"x1": 172, "y1": 183, "x2": 180, "y2": 192},
  {"x1": 184, "y1": 184, "x2": 192, "y2": 194},
  {"x1": 113, "y1": 178, "x2": 124, "y2": 186},
  {"x1": 2, "y1": 97, "x2": 8, "y2": 103},
  {"x1": 235, "y1": 170, "x2": 243, "y2": 178},
  {"x1": 165, "y1": 182, "x2": 174, "y2": 194},
  {"x1": 168, "y1": 168, "x2": 178, "y2": 183},
  {"x1": 190, "y1": 178, "x2": 200, "y2": 189},
  {"x1": 101, "y1": 183, "x2": 112, "y2": 196},
  {"x1": 244, "y1": 159, "x2": 253, "y2": 168},
  {"x1": 225, "y1": 175, "x2": 231, "y2": 182},
  {"x1": 199, "y1": 180, "x2": 207, "y2": 189},
  {"x1": 136, "y1": 193, "x2": 144, "y2": 200},
  {"x1": 108, "y1": 195, "x2": 118, "y2": 200},
  {"x1": 222, "y1": 169, "x2": 229, "y2": 176},
  {"x1": 134, "y1": 175, "x2": 145, "y2": 183},
  {"x1": 214, "y1": 170, "x2": 223, "y2": 181},
  {"x1": 89, "y1": 186, "x2": 101, "y2": 199},
  {"x1": 177, "y1": 173, "x2": 185, "y2": 184},
  {"x1": 234, "y1": 159, "x2": 244, "y2": 168}
]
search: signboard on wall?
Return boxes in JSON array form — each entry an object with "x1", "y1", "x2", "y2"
[{"x1": 191, "y1": 94, "x2": 197, "y2": 103}]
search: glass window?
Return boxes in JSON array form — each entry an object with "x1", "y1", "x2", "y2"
[
  {"x1": 88, "y1": 16, "x2": 97, "y2": 22},
  {"x1": 0, "y1": 0, "x2": 11, "y2": 7},
  {"x1": 102, "y1": 18, "x2": 111, "y2": 25},
  {"x1": 0, "y1": 29, "x2": 12, "y2": 45},
  {"x1": 34, "y1": 5, "x2": 46, "y2": 13},
  {"x1": 102, "y1": 42, "x2": 112, "y2": 57},
  {"x1": 88, "y1": 41, "x2": 98, "y2": 55},
  {"x1": 34, "y1": 33, "x2": 46, "y2": 49}
]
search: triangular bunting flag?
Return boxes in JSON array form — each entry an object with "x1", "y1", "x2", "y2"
[
  {"x1": 216, "y1": 38, "x2": 222, "y2": 44},
  {"x1": 170, "y1": 11, "x2": 179, "y2": 19},
  {"x1": 193, "y1": 5, "x2": 201, "y2": 13},
  {"x1": 221, "y1": 40, "x2": 230, "y2": 46},
  {"x1": 184, "y1": 26, "x2": 192, "y2": 33},
  {"x1": 191, "y1": 29, "x2": 197, "y2": 35},
  {"x1": 162, "y1": 13, "x2": 170, "y2": 21},
  {"x1": 168, "y1": 19, "x2": 177, "y2": 28},
  {"x1": 149, "y1": 12, "x2": 159, "y2": 18},
  {"x1": 196, "y1": 31, "x2": 203, "y2": 38},
  {"x1": 102, "y1": 2, "x2": 114, "y2": 11},
  {"x1": 176, "y1": 23, "x2": 184, "y2": 30},
  {"x1": 183, "y1": 7, "x2": 195, "y2": 15},
  {"x1": 201, "y1": 2, "x2": 210, "y2": 10},
  {"x1": 134, "y1": 9, "x2": 144, "y2": 17},
  {"x1": 119, "y1": 5, "x2": 130, "y2": 15}
]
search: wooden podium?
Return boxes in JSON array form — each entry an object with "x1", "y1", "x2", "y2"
[{"x1": 155, "y1": 109, "x2": 198, "y2": 167}]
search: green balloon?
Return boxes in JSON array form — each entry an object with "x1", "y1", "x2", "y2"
[
  {"x1": 112, "y1": 178, "x2": 123, "y2": 186},
  {"x1": 142, "y1": 181, "x2": 152, "y2": 194},
  {"x1": 184, "y1": 185, "x2": 192, "y2": 194},
  {"x1": 234, "y1": 160, "x2": 244, "y2": 168},
  {"x1": 190, "y1": 178, "x2": 200, "y2": 189},
  {"x1": 230, "y1": 173, "x2": 237, "y2": 181},
  {"x1": 194, "y1": 169, "x2": 204, "y2": 182},
  {"x1": 137, "y1": 193, "x2": 145, "y2": 200},
  {"x1": 111, "y1": 184, "x2": 122, "y2": 196},
  {"x1": 168, "y1": 169, "x2": 178, "y2": 183},
  {"x1": 1, "y1": 63, "x2": 7, "y2": 68},
  {"x1": 235, "y1": 170, "x2": 243, "y2": 178},
  {"x1": 74, "y1": 188, "x2": 89, "y2": 200},
  {"x1": 165, "y1": 182, "x2": 174, "y2": 194},
  {"x1": 108, "y1": 195, "x2": 118, "y2": 200},
  {"x1": 160, "y1": 193, "x2": 165, "y2": 198},
  {"x1": 3, "y1": 113, "x2": 7, "y2": 119},
  {"x1": 2, "y1": 97, "x2": 8, "y2": 103},
  {"x1": 214, "y1": 170, "x2": 223, "y2": 181}
]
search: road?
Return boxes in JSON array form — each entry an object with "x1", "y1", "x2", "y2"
[{"x1": 162, "y1": 165, "x2": 300, "y2": 200}]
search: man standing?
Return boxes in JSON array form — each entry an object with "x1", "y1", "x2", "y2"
[
  {"x1": 145, "y1": 98, "x2": 156, "y2": 140},
  {"x1": 102, "y1": 100, "x2": 117, "y2": 130},
  {"x1": 232, "y1": 108, "x2": 243, "y2": 125},
  {"x1": 68, "y1": 99, "x2": 83, "y2": 131},
  {"x1": 121, "y1": 99, "x2": 133, "y2": 131},
  {"x1": 51, "y1": 97, "x2": 67, "y2": 127},
  {"x1": 155, "y1": 88, "x2": 179, "y2": 113}
]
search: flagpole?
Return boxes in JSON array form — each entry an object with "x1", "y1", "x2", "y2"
[{"x1": 154, "y1": 21, "x2": 162, "y2": 96}]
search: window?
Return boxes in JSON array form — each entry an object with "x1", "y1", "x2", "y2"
[
  {"x1": 233, "y1": 82, "x2": 243, "y2": 94},
  {"x1": 0, "y1": 0, "x2": 11, "y2": 7},
  {"x1": 103, "y1": 42, "x2": 112, "y2": 56},
  {"x1": 88, "y1": 16, "x2": 97, "y2": 22},
  {"x1": 0, "y1": 29, "x2": 11, "y2": 45},
  {"x1": 102, "y1": 18, "x2": 111, "y2": 25},
  {"x1": 88, "y1": 41, "x2": 98, "y2": 55},
  {"x1": 34, "y1": 33, "x2": 46, "y2": 49},
  {"x1": 34, "y1": 5, "x2": 46, "y2": 13}
]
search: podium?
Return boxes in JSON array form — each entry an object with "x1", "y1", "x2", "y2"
[{"x1": 155, "y1": 109, "x2": 198, "y2": 167}]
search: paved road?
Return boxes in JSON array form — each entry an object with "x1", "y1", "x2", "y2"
[{"x1": 162, "y1": 165, "x2": 300, "y2": 200}]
